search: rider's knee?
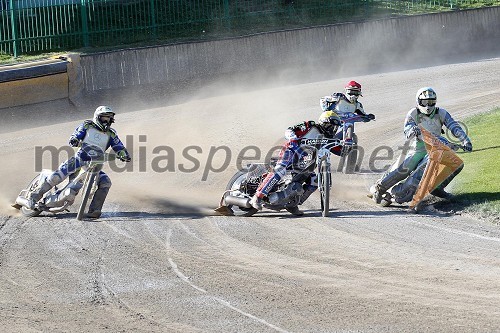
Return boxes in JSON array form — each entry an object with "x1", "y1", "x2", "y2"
[
  {"x1": 273, "y1": 164, "x2": 287, "y2": 178},
  {"x1": 98, "y1": 174, "x2": 112, "y2": 189},
  {"x1": 303, "y1": 184, "x2": 317, "y2": 191},
  {"x1": 47, "y1": 172, "x2": 64, "y2": 186}
]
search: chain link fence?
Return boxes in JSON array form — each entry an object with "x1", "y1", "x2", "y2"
[{"x1": 0, "y1": 0, "x2": 497, "y2": 56}]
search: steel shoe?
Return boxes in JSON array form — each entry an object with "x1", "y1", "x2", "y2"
[
  {"x1": 249, "y1": 195, "x2": 263, "y2": 211},
  {"x1": 370, "y1": 184, "x2": 384, "y2": 204},
  {"x1": 285, "y1": 206, "x2": 304, "y2": 216},
  {"x1": 431, "y1": 188, "x2": 453, "y2": 199},
  {"x1": 84, "y1": 210, "x2": 102, "y2": 219}
]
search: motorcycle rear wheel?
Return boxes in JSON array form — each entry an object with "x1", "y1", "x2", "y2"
[
  {"x1": 20, "y1": 175, "x2": 43, "y2": 217},
  {"x1": 21, "y1": 205, "x2": 42, "y2": 217}
]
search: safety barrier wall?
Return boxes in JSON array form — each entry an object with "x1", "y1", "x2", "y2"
[
  {"x1": 76, "y1": 6, "x2": 500, "y2": 99},
  {"x1": 0, "y1": 60, "x2": 68, "y2": 108}
]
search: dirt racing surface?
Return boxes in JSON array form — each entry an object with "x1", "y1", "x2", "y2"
[{"x1": 1, "y1": 58, "x2": 500, "y2": 332}]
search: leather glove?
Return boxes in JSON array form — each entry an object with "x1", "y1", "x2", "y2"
[
  {"x1": 69, "y1": 137, "x2": 80, "y2": 147},
  {"x1": 462, "y1": 140, "x2": 473, "y2": 152},
  {"x1": 117, "y1": 150, "x2": 131, "y2": 162},
  {"x1": 411, "y1": 127, "x2": 421, "y2": 139},
  {"x1": 288, "y1": 139, "x2": 299, "y2": 150},
  {"x1": 367, "y1": 113, "x2": 375, "y2": 120}
]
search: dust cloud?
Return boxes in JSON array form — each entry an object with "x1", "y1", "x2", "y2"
[{"x1": 1, "y1": 16, "x2": 498, "y2": 217}]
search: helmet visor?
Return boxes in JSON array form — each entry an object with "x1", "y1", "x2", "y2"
[
  {"x1": 98, "y1": 114, "x2": 114, "y2": 127},
  {"x1": 346, "y1": 89, "x2": 361, "y2": 96},
  {"x1": 419, "y1": 99, "x2": 436, "y2": 107}
]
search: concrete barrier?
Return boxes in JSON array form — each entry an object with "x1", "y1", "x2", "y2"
[
  {"x1": 76, "y1": 6, "x2": 500, "y2": 100},
  {"x1": 0, "y1": 60, "x2": 68, "y2": 108}
]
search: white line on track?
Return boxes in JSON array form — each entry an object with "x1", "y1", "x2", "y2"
[
  {"x1": 166, "y1": 229, "x2": 291, "y2": 333},
  {"x1": 418, "y1": 221, "x2": 500, "y2": 243},
  {"x1": 168, "y1": 258, "x2": 207, "y2": 293}
]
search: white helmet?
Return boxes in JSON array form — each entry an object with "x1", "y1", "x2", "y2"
[
  {"x1": 93, "y1": 106, "x2": 115, "y2": 131},
  {"x1": 416, "y1": 87, "x2": 437, "y2": 115}
]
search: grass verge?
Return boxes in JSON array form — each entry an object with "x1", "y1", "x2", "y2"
[{"x1": 452, "y1": 108, "x2": 500, "y2": 223}]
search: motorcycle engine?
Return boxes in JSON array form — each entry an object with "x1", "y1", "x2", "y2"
[{"x1": 268, "y1": 181, "x2": 304, "y2": 205}]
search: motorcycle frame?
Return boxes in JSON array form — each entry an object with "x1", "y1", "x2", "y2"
[
  {"x1": 218, "y1": 136, "x2": 342, "y2": 216},
  {"x1": 16, "y1": 153, "x2": 114, "y2": 218}
]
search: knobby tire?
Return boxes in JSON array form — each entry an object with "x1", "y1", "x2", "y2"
[
  {"x1": 20, "y1": 175, "x2": 43, "y2": 217},
  {"x1": 319, "y1": 159, "x2": 330, "y2": 217},
  {"x1": 76, "y1": 172, "x2": 96, "y2": 221}
]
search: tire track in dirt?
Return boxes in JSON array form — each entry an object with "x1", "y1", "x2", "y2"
[
  {"x1": 75, "y1": 219, "x2": 199, "y2": 332},
  {"x1": 139, "y1": 221, "x2": 292, "y2": 333},
  {"x1": 82, "y1": 231, "x2": 170, "y2": 332},
  {"x1": 205, "y1": 213, "x2": 500, "y2": 315},
  {"x1": 1, "y1": 58, "x2": 500, "y2": 332},
  {"x1": 0, "y1": 216, "x2": 11, "y2": 269},
  {"x1": 80, "y1": 233, "x2": 172, "y2": 332},
  {"x1": 0, "y1": 216, "x2": 25, "y2": 269}
]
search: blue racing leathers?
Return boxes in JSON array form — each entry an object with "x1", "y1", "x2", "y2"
[
  {"x1": 320, "y1": 93, "x2": 366, "y2": 116},
  {"x1": 48, "y1": 120, "x2": 129, "y2": 188}
]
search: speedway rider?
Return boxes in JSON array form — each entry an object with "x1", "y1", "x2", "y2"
[
  {"x1": 249, "y1": 111, "x2": 342, "y2": 216},
  {"x1": 26, "y1": 106, "x2": 131, "y2": 218},
  {"x1": 371, "y1": 87, "x2": 473, "y2": 204},
  {"x1": 320, "y1": 80, "x2": 375, "y2": 145}
]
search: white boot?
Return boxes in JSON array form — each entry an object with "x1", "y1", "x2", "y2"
[{"x1": 249, "y1": 195, "x2": 263, "y2": 210}]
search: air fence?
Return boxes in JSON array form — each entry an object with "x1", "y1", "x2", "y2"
[{"x1": 0, "y1": 0, "x2": 491, "y2": 57}]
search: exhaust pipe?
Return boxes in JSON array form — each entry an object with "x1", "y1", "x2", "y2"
[{"x1": 224, "y1": 195, "x2": 252, "y2": 208}]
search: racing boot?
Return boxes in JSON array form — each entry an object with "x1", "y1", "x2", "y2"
[
  {"x1": 430, "y1": 188, "x2": 452, "y2": 199},
  {"x1": 249, "y1": 193, "x2": 264, "y2": 211},
  {"x1": 285, "y1": 205, "x2": 304, "y2": 216},
  {"x1": 430, "y1": 164, "x2": 463, "y2": 199},
  {"x1": 370, "y1": 183, "x2": 386, "y2": 204},
  {"x1": 391, "y1": 182, "x2": 416, "y2": 204},
  {"x1": 85, "y1": 187, "x2": 110, "y2": 219},
  {"x1": 298, "y1": 185, "x2": 317, "y2": 205},
  {"x1": 27, "y1": 179, "x2": 52, "y2": 209}
]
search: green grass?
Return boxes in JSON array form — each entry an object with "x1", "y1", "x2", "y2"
[
  {"x1": 0, "y1": 52, "x2": 68, "y2": 66},
  {"x1": 453, "y1": 108, "x2": 500, "y2": 222}
]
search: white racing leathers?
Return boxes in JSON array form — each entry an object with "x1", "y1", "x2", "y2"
[
  {"x1": 320, "y1": 93, "x2": 366, "y2": 116},
  {"x1": 375, "y1": 107, "x2": 470, "y2": 201}
]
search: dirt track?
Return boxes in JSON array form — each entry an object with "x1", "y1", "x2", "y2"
[{"x1": 1, "y1": 58, "x2": 500, "y2": 332}]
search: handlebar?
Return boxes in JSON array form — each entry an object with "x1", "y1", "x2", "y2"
[
  {"x1": 339, "y1": 112, "x2": 374, "y2": 123},
  {"x1": 448, "y1": 142, "x2": 471, "y2": 152}
]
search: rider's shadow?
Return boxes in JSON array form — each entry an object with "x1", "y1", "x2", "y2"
[
  {"x1": 49, "y1": 197, "x2": 209, "y2": 221},
  {"x1": 459, "y1": 145, "x2": 500, "y2": 153},
  {"x1": 434, "y1": 191, "x2": 500, "y2": 212},
  {"x1": 50, "y1": 211, "x2": 207, "y2": 221},
  {"x1": 331, "y1": 208, "x2": 418, "y2": 218}
]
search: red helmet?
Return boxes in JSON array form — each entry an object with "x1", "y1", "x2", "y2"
[{"x1": 344, "y1": 80, "x2": 362, "y2": 103}]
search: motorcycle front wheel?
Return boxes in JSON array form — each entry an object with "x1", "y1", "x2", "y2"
[
  {"x1": 76, "y1": 172, "x2": 96, "y2": 221},
  {"x1": 338, "y1": 133, "x2": 359, "y2": 174},
  {"x1": 318, "y1": 159, "x2": 331, "y2": 217}
]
